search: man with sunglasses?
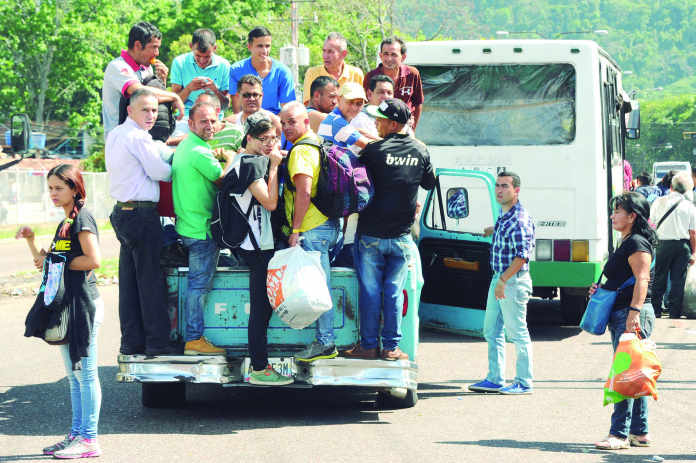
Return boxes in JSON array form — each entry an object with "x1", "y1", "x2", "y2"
[{"x1": 225, "y1": 74, "x2": 281, "y2": 137}]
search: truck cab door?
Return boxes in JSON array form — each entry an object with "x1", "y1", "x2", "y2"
[{"x1": 417, "y1": 169, "x2": 499, "y2": 337}]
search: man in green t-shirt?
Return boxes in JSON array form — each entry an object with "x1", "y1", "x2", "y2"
[
  {"x1": 280, "y1": 101, "x2": 341, "y2": 362},
  {"x1": 172, "y1": 102, "x2": 232, "y2": 355}
]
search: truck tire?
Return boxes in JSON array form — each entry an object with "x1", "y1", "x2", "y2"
[
  {"x1": 560, "y1": 289, "x2": 588, "y2": 325},
  {"x1": 141, "y1": 382, "x2": 186, "y2": 408},
  {"x1": 376, "y1": 388, "x2": 418, "y2": 409}
]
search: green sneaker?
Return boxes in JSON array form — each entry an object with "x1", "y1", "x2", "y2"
[{"x1": 249, "y1": 365, "x2": 294, "y2": 386}]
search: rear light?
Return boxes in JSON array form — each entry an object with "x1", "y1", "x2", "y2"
[
  {"x1": 402, "y1": 290, "x2": 408, "y2": 317},
  {"x1": 535, "y1": 239, "x2": 552, "y2": 261},
  {"x1": 571, "y1": 240, "x2": 589, "y2": 262},
  {"x1": 553, "y1": 240, "x2": 571, "y2": 261},
  {"x1": 536, "y1": 239, "x2": 591, "y2": 262}
]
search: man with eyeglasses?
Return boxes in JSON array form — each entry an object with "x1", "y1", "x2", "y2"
[
  {"x1": 225, "y1": 74, "x2": 282, "y2": 137},
  {"x1": 170, "y1": 29, "x2": 231, "y2": 117}
]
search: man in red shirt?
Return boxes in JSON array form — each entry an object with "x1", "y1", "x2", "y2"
[{"x1": 363, "y1": 36, "x2": 424, "y2": 130}]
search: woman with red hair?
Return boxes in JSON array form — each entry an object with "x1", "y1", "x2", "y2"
[{"x1": 16, "y1": 164, "x2": 103, "y2": 459}]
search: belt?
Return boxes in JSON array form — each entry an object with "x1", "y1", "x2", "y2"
[{"x1": 116, "y1": 201, "x2": 157, "y2": 208}]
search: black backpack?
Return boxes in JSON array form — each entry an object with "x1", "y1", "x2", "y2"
[
  {"x1": 210, "y1": 160, "x2": 260, "y2": 251},
  {"x1": 285, "y1": 138, "x2": 374, "y2": 219},
  {"x1": 118, "y1": 75, "x2": 176, "y2": 142}
]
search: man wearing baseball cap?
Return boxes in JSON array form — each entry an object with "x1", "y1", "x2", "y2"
[
  {"x1": 317, "y1": 82, "x2": 376, "y2": 151},
  {"x1": 344, "y1": 98, "x2": 436, "y2": 360}
]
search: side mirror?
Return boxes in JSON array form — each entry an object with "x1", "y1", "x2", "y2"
[
  {"x1": 446, "y1": 188, "x2": 469, "y2": 219},
  {"x1": 626, "y1": 100, "x2": 640, "y2": 140},
  {"x1": 0, "y1": 113, "x2": 30, "y2": 172}
]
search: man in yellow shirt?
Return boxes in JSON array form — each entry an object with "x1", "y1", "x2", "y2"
[
  {"x1": 279, "y1": 101, "x2": 340, "y2": 362},
  {"x1": 302, "y1": 32, "x2": 363, "y2": 105}
]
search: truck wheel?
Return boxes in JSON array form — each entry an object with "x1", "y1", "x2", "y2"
[
  {"x1": 560, "y1": 289, "x2": 588, "y2": 325},
  {"x1": 376, "y1": 388, "x2": 418, "y2": 409},
  {"x1": 141, "y1": 382, "x2": 186, "y2": 408}
]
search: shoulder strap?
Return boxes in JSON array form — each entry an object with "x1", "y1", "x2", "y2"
[
  {"x1": 241, "y1": 196, "x2": 261, "y2": 252},
  {"x1": 656, "y1": 197, "x2": 684, "y2": 230}
]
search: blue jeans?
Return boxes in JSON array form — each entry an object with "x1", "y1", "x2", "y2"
[
  {"x1": 354, "y1": 234, "x2": 413, "y2": 351},
  {"x1": 181, "y1": 235, "x2": 220, "y2": 342},
  {"x1": 299, "y1": 218, "x2": 340, "y2": 347},
  {"x1": 483, "y1": 271, "x2": 534, "y2": 388},
  {"x1": 608, "y1": 304, "x2": 656, "y2": 438},
  {"x1": 59, "y1": 298, "x2": 103, "y2": 439}
]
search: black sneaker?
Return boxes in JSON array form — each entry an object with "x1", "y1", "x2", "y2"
[
  {"x1": 294, "y1": 340, "x2": 338, "y2": 362},
  {"x1": 144, "y1": 345, "x2": 183, "y2": 356}
]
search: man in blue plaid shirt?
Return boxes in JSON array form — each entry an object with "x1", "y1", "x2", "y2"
[{"x1": 469, "y1": 171, "x2": 536, "y2": 395}]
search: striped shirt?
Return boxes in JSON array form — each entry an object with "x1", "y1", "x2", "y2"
[
  {"x1": 490, "y1": 201, "x2": 536, "y2": 273},
  {"x1": 317, "y1": 108, "x2": 361, "y2": 148},
  {"x1": 209, "y1": 122, "x2": 244, "y2": 152}
]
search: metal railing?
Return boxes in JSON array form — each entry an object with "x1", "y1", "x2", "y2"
[{"x1": 0, "y1": 171, "x2": 114, "y2": 226}]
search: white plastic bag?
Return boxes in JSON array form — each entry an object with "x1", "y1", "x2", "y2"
[
  {"x1": 266, "y1": 245, "x2": 332, "y2": 329},
  {"x1": 682, "y1": 263, "x2": 696, "y2": 319}
]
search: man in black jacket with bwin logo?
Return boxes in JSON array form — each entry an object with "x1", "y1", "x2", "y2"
[{"x1": 343, "y1": 99, "x2": 436, "y2": 360}]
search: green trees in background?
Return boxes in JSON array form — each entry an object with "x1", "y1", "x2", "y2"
[{"x1": 2, "y1": 0, "x2": 695, "y2": 168}]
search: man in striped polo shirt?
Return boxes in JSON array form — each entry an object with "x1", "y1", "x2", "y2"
[{"x1": 469, "y1": 171, "x2": 536, "y2": 395}]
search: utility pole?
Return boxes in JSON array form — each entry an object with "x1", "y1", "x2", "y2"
[{"x1": 269, "y1": 0, "x2": 315, "y2": 99}]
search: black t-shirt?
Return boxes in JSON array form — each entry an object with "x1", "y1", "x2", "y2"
[
  {"x1": 48, "y1": 208, "x2": 99, "y2": 300},
  {"x1": 356, "y1": 133, "x2": 436, "y2": 238},
  {"x1": 602, "y1": 233, "x2": 654, "y2": 310}
]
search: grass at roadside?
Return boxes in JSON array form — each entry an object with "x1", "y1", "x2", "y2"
[
  {"x1": 0, "y1": 219, "x2": 113, "y2": 240},
  {"x1": 98, "y1": 256, "x2": 119, "y2": 279}
]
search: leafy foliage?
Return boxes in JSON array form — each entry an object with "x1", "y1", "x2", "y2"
[{"x1": 2, "y1": 0, "x2": 695, "y2": 174}]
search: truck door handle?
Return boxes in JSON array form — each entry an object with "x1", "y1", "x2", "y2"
[{"x1": 444, "y1": 257, "x2": 479, "y2": 271}]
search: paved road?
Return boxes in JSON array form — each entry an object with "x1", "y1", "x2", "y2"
[
  {"x1": 1, "y1": 286, "x2": 695, "y2": 462},
  {"x1": 0, "y1": 231, "x2": 120, "y2": 276}
]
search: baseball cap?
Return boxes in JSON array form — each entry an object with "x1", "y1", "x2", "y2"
[
  {"x1": 339, "y1": 82, "x2": 367, "y2": 102},
  {"x1": 366, "y1": 98, "x2": 411, "y2": 124},
  {"x1": 241, "y1": 111, "x2": 273, "y2": 148}
]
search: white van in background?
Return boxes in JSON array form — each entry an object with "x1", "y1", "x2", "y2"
[{"x1": 653, "y1": 161, "x2": 690, "y2": 183}]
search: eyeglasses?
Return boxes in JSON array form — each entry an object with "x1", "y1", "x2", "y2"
[
  {"x1": 241, "y1": 92, "x2": 263, "y2": 99},
  {"x1": 255, "y1": 136, "x2": 279, "y2": 146}
]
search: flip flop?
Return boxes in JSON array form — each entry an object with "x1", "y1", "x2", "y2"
[
  {"x1": 595, "y1": 436, "x2": 630, "y2": 450},
  {"x1": 629, "y1": 435, "x2": 651, "y2": 447}
]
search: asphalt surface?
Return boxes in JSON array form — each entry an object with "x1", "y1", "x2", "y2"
[
  {"x1": 0, "y1": 232, "x2": 120, "y2": 276},
  {"x1": 1, "y1": 284, "x2": 695, "y2": 462}
]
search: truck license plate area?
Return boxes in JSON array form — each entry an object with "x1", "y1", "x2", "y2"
[{"x1": 243, "y1": 357, "x2": 293, "y2": 382}]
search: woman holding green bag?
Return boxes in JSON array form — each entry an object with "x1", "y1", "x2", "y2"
[{"x1": 590, "y1": 192, "x2": 656, "y2": 450}]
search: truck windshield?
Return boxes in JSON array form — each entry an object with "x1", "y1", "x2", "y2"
[{"x1": 415, "y1": 64, "x2": 576, "y2": 146}]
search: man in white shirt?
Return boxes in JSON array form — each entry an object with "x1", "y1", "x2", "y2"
[
  {"x1": 106, "y1": 88, "x2": 176, "y2": 356},
  {"x1": 102, "y1": 22, "x2": 184, "y2": 138},
  {"x1": 650, "y1": 171, "x2": 696, "y2": 318}
]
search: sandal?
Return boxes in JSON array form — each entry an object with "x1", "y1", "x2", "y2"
[
  {"x1": 595, "y1": 436, "x2": 630, "y2": 450},
  {"x1": 629, "y1": 435, "x2": 651, "y2": 447}
]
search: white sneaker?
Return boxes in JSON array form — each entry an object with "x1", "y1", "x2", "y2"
[
  {"x1": 53, "y1": 436, "x2": 103, "y2": 459},
  {"x1": 43, "y1": 434, "x2": 75, "y2": 455}
]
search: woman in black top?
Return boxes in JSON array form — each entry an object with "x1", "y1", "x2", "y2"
[
  {"x1": 16, "y1": 164, "x2": 103, "y2": 458},
  {"x1": 591, "y1": 192, "x2": 657, "y2": 450},
  {"x1": 223, "y1": 113, "x2": 292, "y2": 385}
]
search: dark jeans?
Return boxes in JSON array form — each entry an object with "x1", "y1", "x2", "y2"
[
  {"x1": 110, "y1": 206, "x2": 171, "y2": 350},
  {"x1": 239, "y1": 248, "x2": 275, "y2": 371},
  {"x1": 652, "y1": 239, "x2": 690, "y2": 317}
]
